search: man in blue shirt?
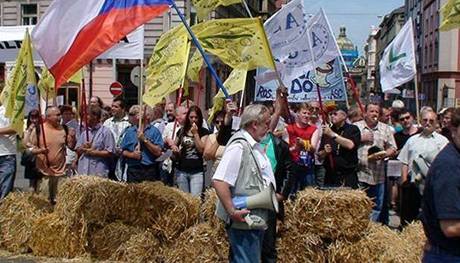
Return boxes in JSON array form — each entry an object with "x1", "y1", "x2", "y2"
[
  {"x1": 120, "y1": 105, "x2": 164, "y2": 183},
  {"x1": 421, "y1": 107, "x2": 460, "y2": 262}
]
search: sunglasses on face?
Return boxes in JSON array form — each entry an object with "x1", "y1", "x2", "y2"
[{"x1": 399, "y1": 115, "x2": 411, "y2": 121}]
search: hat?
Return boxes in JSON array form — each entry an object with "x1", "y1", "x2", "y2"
[{"x1": 391, "y1": 100, "x2": 405, "y2": 109}]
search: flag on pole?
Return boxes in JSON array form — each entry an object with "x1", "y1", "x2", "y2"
[
  {"x1": 143, "y1": 25, "x2": 191, "y2": 106},
  {"x1": 264, "y1": 4, "x2": 341, "y2": 86},
  {"x1": 440, "y1": 0, "x2": 460, "y2": 31},
  {"x1": 38, "y1": 67, "x2": 83, "y2": 100},
  {"x1": 192, "y1": 0, "x2": 241, "y2": 21},
  {"x1": 187, "y1": 50, "x2": 204, "y2": 83},
  {"x1": 31, "y1": 0, "x2": 172, "y2": 88},
  {"x1": 379, "y1": 18, "x2": 416, "y2": 93},
  {"x1": 192, "y1": 18, "x2": 276, "y2": 71},
  {"x1": 0, "y1": 30, "x2": 36, "y2": 136},
  {"x1": 216, "y1": 66, "x2": 247, "y2": 98}
]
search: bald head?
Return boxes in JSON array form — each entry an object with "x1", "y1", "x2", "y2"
[
  {"x1": 45, "y1": 106, "x2": 62, "y2": 127},
  {"x1": 176, "y1": 106, "x2": 188, "y2": 125}
]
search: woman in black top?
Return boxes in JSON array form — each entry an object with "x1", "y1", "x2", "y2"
[{"x1": 173, "y1": 106, "x2": 209, "y2": 196}]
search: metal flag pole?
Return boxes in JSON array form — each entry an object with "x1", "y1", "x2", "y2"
[
  {"x1": 408, "y1": 17, "x2": 420, "y2": 124},
  {"x1": 237, "y1": 0, "x2": 253, "y2": 114},
  {"x1": 171, "y1": 1, "x2": 230, "y2": 99}
]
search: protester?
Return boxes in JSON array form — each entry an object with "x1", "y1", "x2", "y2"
[
  {"x1": 213, "y1": 104, "x2": 275, "y2": 263},
  {"x1": 320, "y1": 105, "x2": 361, "y2": 188},
  {"x1": 103, "y1": 98, "x2": 130, "y2": 180},
  {"x1": 203, "y1": 110, "x2": 226, "y2": 187},
  {"x1": 309, "y1": 101, "x2": 327, "y2": 187},
  {"x1": 286, "y1": 103, "x2": 319, "y2": 190},
  {"x1": 149, "y1": 105, "x2": 167, "y2": 134},
  {"x1": 89, "y1": 96, "x2": 104, "y2": 108},
  {"x1": 22, "y1": 110, "x2": 42, "y2": 192},
  {"x1": 29, "y1": 106, "x2": 76, "y2": 204},
  {"x1": 355, "y1": 102, "x2": 397, "y2": 223},
  {"x1": 0, "y1": 104, "x2": 17, "y2": 199},
  {"x1": 60, "y1": 105, "x2": 79, "y2": 176},
  {"x1": 421, "y1": 107, "x2": 460, "y2": 262},
  {"x1": 164, "y1": 102, "x2": 176, "y2": 123},
  {"x1": 121, "y1": 105, "x2": 164, "y2": 183},
  {"x1": 398, "y1": 110, "x2": 448, "y2": 225},
  {"x1": 440, "y1": 107, "x2": 454, "y2": 142},
  {"x1": 348, "y1": 105, "x2": 364, "y2": 123},
  {"x1": 173, "y1": 106, "x2": 209, "y2": 197},
  {"x1": 76, "y1": 105, "x2": 115, "y2": 177}
]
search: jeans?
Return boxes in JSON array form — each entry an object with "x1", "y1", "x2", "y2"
[
  {"x1": 262, "y1": 211, "x2": 277, "y2": 263},
  {"x1": 176, "y1": 170, "x2": 204, "y2": 197},
  {"x1": 423, "y1": 245, "x2": 460, "y2": 263},
  {"x1": 314, "y1": 165, "x2": 326, "y2": 187},
  {"x1": 39, "y1": 176, "x2": 62, "y2": 203},
  {"x1": 292, "y1": 163, "x2": 315, "y2": 195},
  {"x1": 227, "y1": 227, "x2": 265, "y2": 263},
  {"x1": 361, "y1": 182, "x2": 387, "y2": 223},
  {"x1": 0, "y1": 155, "x2": 16, "y2": 199}
]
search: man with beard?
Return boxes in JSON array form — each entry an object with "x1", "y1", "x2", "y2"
[
  {"x1": 164, "y1": 102, "x2": 176, "y2": 123},
  {"x1": 320, "y1": 105, "x2": 361, "y2": 188}
]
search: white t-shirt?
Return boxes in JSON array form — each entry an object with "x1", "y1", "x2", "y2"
[{"x1": 0, "y1": 106, "x2": 16, "y2": 156}]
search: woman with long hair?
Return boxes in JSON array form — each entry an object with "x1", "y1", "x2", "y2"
[
  {"x1": 173, "y1": 106, "x2": 209, "y2": 196},
  {"x1": 22, "y1": 109, "x2": 42, "y2": 192}
]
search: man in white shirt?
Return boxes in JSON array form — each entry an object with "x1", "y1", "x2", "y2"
[
  {"x1": 0, "y1": 105, "x2": 17, "y2": 199},
  {"x1": 213, "y1": 104, "x2": 275, "y2": 263},
  {"x1": 103, "y1": 98, "x2": 130, "y2": 181}
]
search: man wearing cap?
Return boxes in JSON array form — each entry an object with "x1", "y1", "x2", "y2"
[{"x1": 319, "y1": 105, "x2": 361, "y2": 188}]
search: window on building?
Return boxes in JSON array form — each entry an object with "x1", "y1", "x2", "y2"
[{"x1": 21, "y1": 4, "x2": 38, "y2": 25}]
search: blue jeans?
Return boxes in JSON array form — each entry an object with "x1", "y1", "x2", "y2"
[
  {"x1": 0, "y1": 155, "x2": 16, "y2": 199},
  {"x1": 176, "y1": 170, "x2": 203, "y2": 197},
  {"x1": 227, "y1": 227, "x2": 265, "y2": 263},
  {"x1": 361, "y1": 182, "x2": 387, "y2": 223},
  {"x1": 423, "y1": 246, "x2": 460, "y2": 263}
]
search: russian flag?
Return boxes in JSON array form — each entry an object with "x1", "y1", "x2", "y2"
[{"x1": 31, "y1": 0, "x2": 171, "y2": 88}]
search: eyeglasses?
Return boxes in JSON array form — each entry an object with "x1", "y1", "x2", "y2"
[{"x1": 399, "y1": 115, "x2": 411, "y2": 121}]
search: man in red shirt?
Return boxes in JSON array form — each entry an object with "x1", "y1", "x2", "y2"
[{"x1": 286, "y1": 103, "x2": 320, "y2": 192}]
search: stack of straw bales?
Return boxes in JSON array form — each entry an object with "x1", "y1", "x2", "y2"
[{"x1": 0, "y1": 192, "x2": 52, "y2": 253}]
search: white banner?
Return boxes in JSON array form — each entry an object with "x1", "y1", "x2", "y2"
[{"x1": 0, "y1": 25, "x2": 144, "y2": 62}]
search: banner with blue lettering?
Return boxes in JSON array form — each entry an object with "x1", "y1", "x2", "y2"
[{"x1": 254, "y1": 58, "x2": 347, "y2": 102}]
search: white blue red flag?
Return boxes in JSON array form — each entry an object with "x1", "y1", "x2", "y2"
[{"x1": 31, "y1": 0, "x2": 171, "y2": 88}]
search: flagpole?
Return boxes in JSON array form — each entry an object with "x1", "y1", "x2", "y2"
[
  {"x1": 139, "y1": 58, "x2": 145, "y2": 131},
  {"x1": 81, "y1": 70, "x2": 89, "y2": 142},
  {"x1": 241, "y1": 0, "x2": 254, "y2": 18},
  {"x1": 409, "y1": 17, "x2": 421, "y2": 124},
  {"x1": 36, "y1": 88, "x2": 50, "y2": 167},
  {"x1": 321, "y1": 8, "x2": 364, "y2": 113},
  {"x1": 237, "y1": 0, "x2": 253, "y2": 114},
  {"x1": 171, "y1": 1, "x2": 230, "y2": 99}
]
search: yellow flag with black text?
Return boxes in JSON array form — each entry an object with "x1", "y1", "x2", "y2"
[
  {"x1": 440, "y1": 0, "x2": 460, "y2": 31},
  {"x1": 192, "y1": 0, "x2": 241, "y2": 21},
  {"x1": 215, "y1": 66, "x2": 247, "y2": 98},
  {"x1": 0, "y1": 29, "x2": 36, "y2": 136},
  {"x1": 192, "y1": 18, "x2": 275, "y2": 71},
  {"x1": 143, "y1": 25, "x2": 190, "y2": 106}
]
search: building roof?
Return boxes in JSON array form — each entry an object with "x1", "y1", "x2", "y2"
[{"x1": 337, "y1": 26, "x2": 355, "y2": 51}]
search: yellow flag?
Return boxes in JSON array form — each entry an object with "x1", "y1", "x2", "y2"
[
  {"x1": 192, "y1": 0, "x2": 241, "y2": 21},
  {"x1": 192, "y1": 18, "x2": 276, "y2": 71},
  {"x1": 0, "y1": 29, "x2": 36, "y2": 136},
  {"x1": 38, "y1": 66, "x2": 56, "y2": 98},
  {"x1": 440, "y1": 0, "x2": 460, "y2": 31},
  {"x1": 187, "y1": 50, "x2": 204, "y2": 83},
  {"x1": 208, "y1": 96, "x2": 225, "y2": 123},
  {"x1": 216, "y1": 66, "x2": 247, "y2": 98},
  {"x1": 143, "y1": 25, "x2": 191, "y2": 106},
  {"x1": 68, "y1": 69, "x2": 83, "y2": 84}
]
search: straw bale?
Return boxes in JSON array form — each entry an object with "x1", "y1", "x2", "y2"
[
  {"x1": 285, "y1": 188, "x2": 373, "y2": 241},
  {"x1": 111, "y1": 229, "x2": 164, "y2": 263},
  {"x1": 277, "y1": 221, "x2": 326, "y2": 263},
  {"x1": 400, "y1": 221, "x2": 426, "y2": 262},
  {"x1": 327, "y1": 222, "x2": 424, "y2": 263},
  {"x1": 163, "y1": 223, "x2": 229, "y2": 263},
  {"x1": 29, "y1": 213, "x2": 89, "y2": 258},
  {"x1": 134, "y1": 182, "x2": 200, "y2": 242},
  {"x1": 202, "y1": 188, "x2": 220, "y2": 226},
  {"x1": 88, "y1": 221, "x2": 142, "y2": 260},
  {"x1": 54, "y1": 176, "x2": 129, "y2": 225},
  {"x1": 0, "y1": 192, "x2": 52, "y2": 253}
]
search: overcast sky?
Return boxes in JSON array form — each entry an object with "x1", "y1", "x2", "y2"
[{"x1": 303, "y1": 0, "x2": 404, "y2": 54}]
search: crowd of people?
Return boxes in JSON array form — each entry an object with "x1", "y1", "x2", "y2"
[{"x1": 0, "y1": 90, "x2": 459, "y2": 262}]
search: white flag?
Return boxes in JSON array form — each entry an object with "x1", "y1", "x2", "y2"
[
  {"x1": 379, "y1": 18, "x2": 416, "y2": 92},
  {"x1": 263, "y1": 4, "x2": 341, "y2": 87}
]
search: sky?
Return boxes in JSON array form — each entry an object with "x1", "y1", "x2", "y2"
[{"x1": 304, "y1": 0, "x2": 404, "y2": 54}]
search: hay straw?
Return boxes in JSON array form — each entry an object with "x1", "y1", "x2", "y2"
[
  {"x1": 277, "y1": 221, "x2": 326, "y2": 263},
  {"x1": 29, "y1": 213, "x2": 89, "y2": 258},
  {"x1": 88, "y1": 221, "x2": 142, "y2": 260},
  {"x1": 110, "y1": 229, "x2": 163, "y2": 263},
  {"x1": 0, "y1": 192, "x2": 52, "y2": 253},
  {"x1": 286, "y1": 188, "x2": 373, "y2": 241},
  {"x1": 134, "y1": 182, "x2": 200, "y2": 242},
  {"x1": 327, "y1": 222, "x2": 425, "y2": 263},
  {"x1": 400, "y1": 221, "x2": 426, "y2": 262},
  {"x1": 163, "y1": 223, "x2": 229, "y2": 263}
]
